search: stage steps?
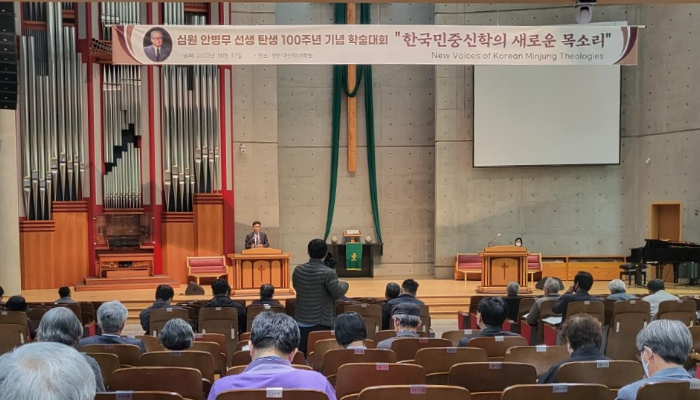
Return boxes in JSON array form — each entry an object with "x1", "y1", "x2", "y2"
[{"x1": 75, "y1": 275, "x2": 182, "y2": 292}]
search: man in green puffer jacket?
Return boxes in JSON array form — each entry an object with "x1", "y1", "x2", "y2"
[{"x1": 292, "y1": 238, "x2": 350, "y2": 355}]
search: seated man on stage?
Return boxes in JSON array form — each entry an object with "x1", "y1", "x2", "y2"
[
  {"x1": 207, "y1": 312, "x2": 337, "y2": 400},
  {"x1": 458, "y1": 297, "x2": 520, "y2": 347},
  {"x1": 553, "y1": 271, "x2": 601, "y2": 321},
  {"x1": 54, "y1": 286, "x2": 77, "y2": 304},
  {"x1": 204, "y1": 279, "x2": 247, "y2": 335},
  {"x1": 377, "y1": 303, "x2": 422, "y2": 350},
  {"x1": 382, "y1": 278, "x2": 424, "y2": 330},
  {"x1": 248, "y1": 284, "x2": 282, "y2": 308},
  {"x1": 139, "y1": 285, "x2": 178, "y2": 334},
  {"x1": 245, "y1": 220, "x2": 270, "y2": 249},
  {"x1": 80, "y1": 300, "x2": 147, "y2": 353}
]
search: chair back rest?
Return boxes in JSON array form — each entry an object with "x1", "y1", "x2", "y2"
[
  {"x1": 215, "y1": 389, "x2": 328, "y2": 400},
  {"x1": 536, "y1": 299, "x2": 561, "y2": 344},
  {"x1": 79, "y1": 302, "x2": 96, "y2": 324},
  {"x1": 504, "y1": 346, "x2": 570, "y2": 376},
  {"x1": 390, "y1": 338, "x2": 452, "y2": 362},
  {"x1": 344, "y1": 303, "x2": 383, "y2": 340},
  {"x1": 466, "y1": 336, "x2": 528, "y2": 360},
  {"x1": 468, "y1": 296, "x2": 487, "y2": 315},
  {"x1": 26, "y1": 307, "x2": 47, "y2": 330},
  {"x1": 150, "y1": 307, "x2": 190, "y2": 336},
  {"x1": 132, "y1": 334, "x2": 163, "y2": 352},
  {"x1": 191, "y1": 341, "x2": 225, "y2": 374},
  {"x1": 335, "y1": 363, "x2": 426, "y2": 400},
  {"x1": 0, "y1": 310, "x2": 27, "y2": 326},
  {"x1": 441, "y1": 330, "x2": 481, "y2": 347},
  {"x1": 375, "y1": 330, "x2": 396, "y2": 343},
  {"x1": 0, "y1": 324, "x2": 28, "y2": 348},
  {"x1": 95, "y1": 392, "x2": 184, "y2": 400},
  {"x1": 637, "y1": 381, "x2": 700, "y2": 400},
  {"x1": 419, "y1": 305, "x2": 431, "y2": 333},
  {"x1": 88, "y1": 352, "x2": 120, "y2": 390},
  {"x1": 566, "y1": 301, "x2": 605, "y2": 325},
  {"x1": 611, "y1": 300, "x2": 651, "y2": 331},
  {"x1": 518, "y1": 298, "x2": 536, "y2": 319},
  {"x1": 187, "y1": 256, "x2": 226, "y2": 273},
  {"x1": 53, "y1": 303, "x2": 83, "y2": 323},
  {"x1": 195, "y1": 332, "x2": 227, "y2": 358},
  {"x1": 81, "y1": 344, "x2": 142, "y2": 367},
  {"x1": 139, "y1": 350, "x2": 215, "y2": 383},
  {"x1": 110, "y1": 367, "x2": 203, "y2": 400},
  {"x1": 358, "y1": 385, "x2": 471, "y2": 400},
  {"x1": 658, "y1": 300, "x2": 697, "y2": 326},
  {"x1": 198, "y1": 307, "x2": 239, "y2": 340},
  {"x1": 415, "y1": 347, "x2": 487, "y2": 385},
  {"x1": 447, "y1": 362, "x2": 537, "y2": 393},
  {"x1": 307, "y1": 330, "x2": 336, "y2": 355},
  {"x1": 230, "y1": 350, "x2": 252, "y2": 367},
  {"x1": 556, "y1": 360, "x2": 644, "y2": 390},
  {"x1": 527, "y1": 254, "x2": 542, "y2": 270},
  {"x1": 246, "y1": 304, "x2": 286, "y2": 332},
  {"x1": 311, "y1": 338, "x2": 342, "y2": 371},
  {"x1": 501, "y1": 383, "x2": 614, "y2": 400},
  {"x1": 323, "y1": 348, "x2": 396, "y2": 384}
]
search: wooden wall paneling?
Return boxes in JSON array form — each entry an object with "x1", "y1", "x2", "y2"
[
  {"x1": 19, "y1": 221, "x2": 56, "y2": 289},
  {"x1": 193, "y1": 194, "x2": 223, "y2": 256},
  {"x1": 162, "y1": 213, "x2": 195, "y2": 284},
  {"x1": 53, "y1": 202, "x2": 89, "y2": 287}
]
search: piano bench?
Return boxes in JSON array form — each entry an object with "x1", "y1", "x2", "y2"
[{"x1": 619, "y1": 263, "x2": 647, "y2": 286}]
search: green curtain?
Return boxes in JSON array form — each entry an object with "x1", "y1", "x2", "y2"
[{"x1": 324, "y1": 4, "x2": 383, "y2": 244}]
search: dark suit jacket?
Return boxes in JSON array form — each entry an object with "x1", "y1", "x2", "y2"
[
  {"x1": 244, "y1": 232, "x2": 269, "y2": 249},
  {"x1": 248, "y1": 298, "x2": 282, "y2": 308},
  {"x1": 139, "y1": 300, "x2": 178, "y2": 334},
  {"x1": 458, "y1": 325, "x2": 520, "y2": 347},
  {"x1": 552, "y1": 290, "x2": 602, "y2": 321},
  {"x1": 79, "y1": 334, "x2": 147, "y2": 353},
  {"x1": 538, "y1": 346, "x2": 609, "y2": 383},
  {"x1": 143, "y1": 45, "x2": 171, "y2": 62},
  {"x1": 381, "y1": 294, "x2": 425, "y2": 330},
  {"x1": 204, "y1": 294, "x2": 247, "y2": 334}
]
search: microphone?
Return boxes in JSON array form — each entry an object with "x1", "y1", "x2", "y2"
[{"x1": 487, "y1": 233, "x2": 501, "y2": 248}]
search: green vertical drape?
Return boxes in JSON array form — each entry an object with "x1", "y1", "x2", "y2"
[{"x1": 324, "y1": 3, "x2": 383, "y2": 244}]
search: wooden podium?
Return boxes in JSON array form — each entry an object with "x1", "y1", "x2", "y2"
[
  {"x1": 477, "y1": 246, "x2": 532, "y2": 294},
  {"x1": 227, "y1": 248, "x2": 294, "y2": 296}
]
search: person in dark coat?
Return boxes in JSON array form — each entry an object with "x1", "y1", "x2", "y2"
[
  {"x1": 538, "y1": 314, "x2": 610, "y2": 383},
  {"x1": 552, "y1": 271, "x2": 602, "y2": 321},
  {"x1": 458, "y1": 297, "x2": 520, "y2": 346},
  {"x1": 382, "y1": 278, "x2": 424, "y2": 330},
  {"x1": 139, "y1": 284, "x2": 179, "y2": 334},
  {"x1": 249, "y1": 284, "x2": 282, "y2": 308},
  {"x1": 204, "y1": 279, "x2": 247, "y2": 335}
]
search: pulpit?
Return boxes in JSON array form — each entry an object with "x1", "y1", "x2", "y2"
[
  {"x1": 227, "y1": 248, "x2": 294, "y2": 296},
  {"x1": 477, "y1": 246, "x2": 532, "y2": 294}
]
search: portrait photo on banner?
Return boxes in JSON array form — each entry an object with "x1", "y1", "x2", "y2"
[{"x1": 142, "y1": 27, "x2": 173, "y2": 62}]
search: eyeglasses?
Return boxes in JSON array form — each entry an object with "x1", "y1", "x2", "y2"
[{"x1": 152, "y1": 36, "x2": 163, "y2": 41}]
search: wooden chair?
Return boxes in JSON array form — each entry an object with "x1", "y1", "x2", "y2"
[
  {"x1": 343, "y1": 303, "x2": 383, "y2": 341},
  {"x1": 132, "y1": 334, "x2": 164, "y2": 352},
  {"x1": 441, "y1": 330, "x2": 481, "y2": 347},
  {"x1": 79, "y1": 301, "x2": 96, "y2": 325},
  {"x1": 535, "y1": 300, "x2": 560, "y2": 345},
  {"x1": 186, "y1": 256, "x2": 227, "y2": 285},
  {"x1": 96, "y1": 392, "x2": 184, "y2": 400},
  {"x1": 466, "y1": 336, "x2": 528, "y2": 360},
  {"x1": 239, "y1": 332, "x2": 251, "y2": 342},
  {"x1": 0, "y1": 324, "x2": 28, "y2": 355},
  {"x1": 195, "y1": 333, "x2": 227, "y2": 359},
  {"x1": 81, "y1": 344, "x2": 142, "y2": 367},
  {"x1": 149, "y1": 307, "x2": 190, "y2": 337},
  {"x1": 510, "y1": 298, "x2": 536, "y2": 334},
  {"x1": 605, "y1": 300, "x2": 650, "y2": 360},
  {"x1": 215, "y1": 389, "x2": 328, "y2": 400},
  {"x1": 307, "y1": 330, "x2": 336, "y2": 356},
  {"x1": 686, "y1": 325, "x2": 700, "y2": 369},
  {"x1": 414, "y1": 347, "x2": 487, "y2": 385},
  {"x1": 322, "y1": 348, "x2": 397, "y2": 385},
  {"x1": 110, "y1": 367, "x2": 203, "y2": 400},
  {"x1": 0, "y1": 310, "x2": 28, "y2": 326},
  {"x1": 335, "y1": 363, "x2": 426, "y2": 400},
  {"x1": 89, "y1": 352, "x2": 120, "y2": 390},
  {"x1": 504, "y1": 346, "x2": 570, "y2": 376},
  {"x1": 54, "y1": 303, "x2": 83, "y2": 323},
  {"x1": 139, "y1": 350, "x2": 215, "y2": 387},
  {"x1": 501, "y1": 383, "x2": 614, "y2": 400},
  {"x1": 285, "y1": 299, "x2": 296, "y2": 318},
  {"x1": 390, "y1": 337, "x2": 452, "y2": 362},
  {"x1": 191, "y1": 341, "x2": 226, "y2": 375},
  {"x1": 358, "y1": 385, "x2": 471, "y2": 400},
  {"x1": 226, "y1": 364, "x2": 313, "y2": 376},
  {"x1": 447, "y1": 362, "x2": 537, "y2": 399},
  {"x1": 375, "y1": 330, "x2": 396, "y2": 344},
  {"x1": 26, "y1": 307, "x2": 47, "y2": 331},
  {"x1": 556, "y1": 360, "x2": 644, "y2": 392},
  {"x1": 246, "y1": 304, "x2": 286, "y2": 332},
  {"x1": 199, "y1": 307, "x2": 239, "y2": 367},
  {"x1": 310, "y1": 338, "x2": 342, "y2": 371},
  {"x1": 637, "y1": 381, "x2": 700, "y2": 400},
  {"x1": 566, "y1": 301, "x2": 605, "y2": 325},
  {"x1": 658, "y1": 299, "x2": 697, "y2": 326}
]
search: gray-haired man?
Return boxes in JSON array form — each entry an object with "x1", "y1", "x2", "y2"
[
  {"x1": 616, "y1": 320, "x2": 699, "y2": 400},
  {"x1": 377, "y1": 302, "x2": 422, "y2": 350},
  {"x1": 526, "y1": 277, "x2": 561, "y2": 326},
  {"x1": 79, "y1": 300, "x2": 146, "y2": 353}
]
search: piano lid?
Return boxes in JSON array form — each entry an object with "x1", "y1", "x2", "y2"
[{"x1": 644, "y1": 238, "x2": 700, "y2": 248}]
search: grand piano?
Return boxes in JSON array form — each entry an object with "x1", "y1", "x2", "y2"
[{"x1": 628, "y1": 239, "x2": 700, "y2": 284}]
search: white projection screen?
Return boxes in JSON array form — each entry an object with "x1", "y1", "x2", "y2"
[{"x1": 473, "y1": 64, "x2": 621, "y2": 167}]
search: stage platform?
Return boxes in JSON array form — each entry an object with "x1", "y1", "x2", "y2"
[{"x1": 19, "y1": 275, "x2": 700, "y2": 323}]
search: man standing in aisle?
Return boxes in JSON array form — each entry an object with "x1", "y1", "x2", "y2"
[{"x1": 245, "y1": 221, "x2": 270, "y2": 249}]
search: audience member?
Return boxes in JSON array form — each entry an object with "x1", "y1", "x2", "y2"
[
  {"x1": 382, "y1": 278, "x2": 424, "y2": 330},
  {"x1": 527, "y1": 277, "x2": 561, "y2": 326},
  {"x1": 458, "y1": 297, "x2": 520, "y2": 346},
  {"x1": 159, "y1": 317, "x2": 195, "y2": 351},
  {"x1": 504, "y1": 281, "x2": 521, "y2": 322},
  {"x1": 0, "y1": 285, "x2": 5, "y2": 305},
  {"x1": 37, "y1": 307, "x2": 105, "y2": 392},
  {"x1": 335, "y1": 312, "x2": 367, "y2": 349},
  {"x1": 377, "y1": 303, "x2": 422, "y2": 350},
  {"x1": 81, "y1": 300, "x2": 146, "y2": 352},
  {"x1": 204, "y1": 279, "x2": 247, "y2": 335},
  {"x1": 292, "y1": 238, "x2": 349, "y2": 355},
  {"x1": 207, "y1": 312, "x2": 336, "y2": 400},
  {"x1": 385, "y1": 282, "x2": 400, "y2": 301},
  {"x1": 139, "y1": 285, "x2": 177, "y2": 334},
  {"x1": 539, "y1": 314, "x2": 609, "y2": 383},
  {"x1": 0, "y1": 342, "x2": 96, "y2": 400},
  {"x1": 6, "y1": 295, "x2": 36, "y2": 340},
  {"x1": 608, "y1": 279, "x2": 638, "y2": 301},
  {"x1": 616, "y1": 320, "x2": 698, "y2": 400},
  {"x1": 553, "y1": 271, "x2": 602, "y2": 321},
  {"x1": 55, "y1": 286, "x2": 77, "y2": 304},
  {"x1": 643, "y1": 279, "x2": 680, "y2": 319},
  {"x1": 249, "y1": 284, "x2": 282, "y2": 308}
]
